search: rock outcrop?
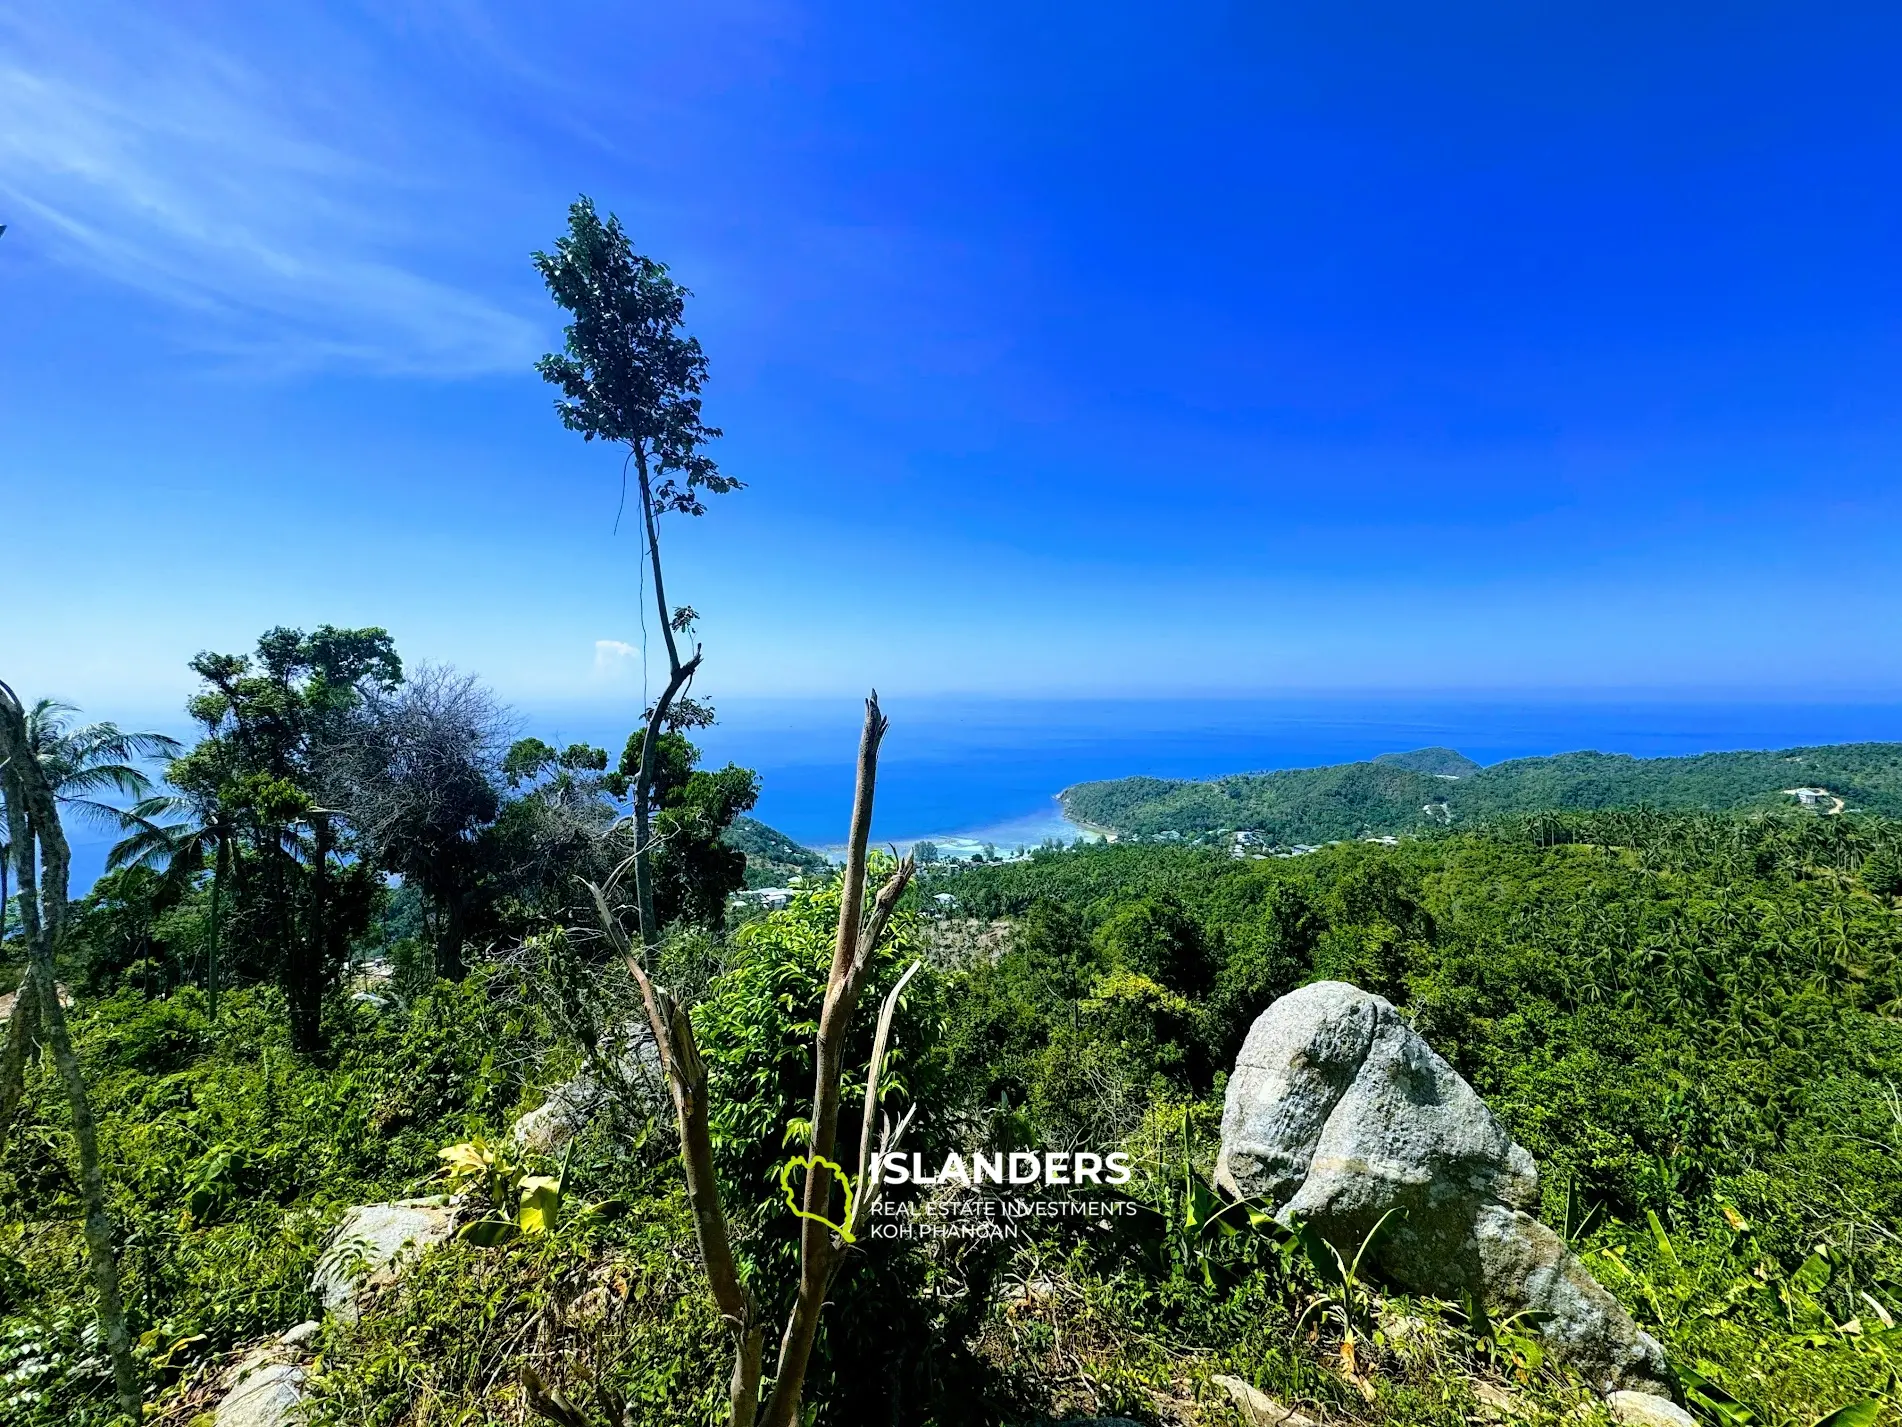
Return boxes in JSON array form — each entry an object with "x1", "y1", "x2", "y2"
[
  {"x1": 212, "y1": 1323, "x2": 322, "y2": 1427},
  {"x1": 1217, "y1": 980, "x2": 1670, "y2": 1397},
  {"x1": 509, "y1": 1024, "x2": 666, "y2": 1157},
  {"x1": 311, "y1": 1195, "x2": 461, "y2": 1322},
  {"x1": 1210, "y1": 1374, "x2": 1321, "y2": 1426},
  {"x1": 1606, "y1": 1392, "x2": 1699, "y2": 1427}
]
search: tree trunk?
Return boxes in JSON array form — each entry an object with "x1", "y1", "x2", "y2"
[
  {"x1": 436, "y1": 891, "x2": 467, "y2": 980},
  {"x1": 0, "y1": 682, "x2": 142, "y2": 1421},
  {"x1": 207, "y1": 834, "x2": 225, "y2": 1022},
  {"x1": 616, "y1": 969, "x2": 761, "y2": 1426},
  {"x1": 631, "y1": 659, "x2": 699, "y2": 947},
  {"x1": 0, "y1": 970, "x2": 39, "y2": 1157},
  {"x1": 39, "y1": 959, "x2": 142, "y2": 1420},
  {"x1": 761, "y1": 697, "x2": 895, "y2": 1427},
  {"x1": 288, "y1": 817, "x2": 329, "y2": 1054},
  {"x1": 628, "y1": 445, "x2": 700, "y2": 949}
]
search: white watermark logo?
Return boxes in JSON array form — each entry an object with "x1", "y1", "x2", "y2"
[{"x1": 866, "y1": 1149, "x2": 1133, "y2": 1188}]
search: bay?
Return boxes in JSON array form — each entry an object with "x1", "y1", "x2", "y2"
[
  {"x1": 66, "y1": 695, "x2": 1902, "y2": 889},
  {"x1": 519, "y1": 694, "x2": 1902, "y2": 857}
]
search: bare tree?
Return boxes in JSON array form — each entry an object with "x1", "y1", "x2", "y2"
[
  {"x1": 318, "y1": 664, "x2": 514, "y2": 978},
  {"x1": 576, "y1": 695, "x2": 919, "y2": 1427},
  {"x1": 0, "y1": 678, "x2": 141, "y2": 1421}
]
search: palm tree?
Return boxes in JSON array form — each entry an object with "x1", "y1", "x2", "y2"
[
  {"x1": 1, "y1": 700, "x2": 181, "y2": 963},
  {"x1": 16, "y1": 699, "x2": 182, "y2": 829},
  {"x1": 109, "y1": 794, "x2": 232, "y2": 1018}
]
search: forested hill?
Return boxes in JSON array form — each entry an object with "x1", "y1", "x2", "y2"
[
  {"x1": 1061, "y1": 740, "x2": 1902, "y2": 841},
  {"x1": 723, "y1": 815, "x2": 832, "y2": 887}
]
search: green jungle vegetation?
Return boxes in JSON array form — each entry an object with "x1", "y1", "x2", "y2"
[
  {"x1": 1062, "y1": 742, "x2": 1902, "y2": 844},
  {"x1": 9, "y1": 736, "x2": 1902, "y2": 1424}
]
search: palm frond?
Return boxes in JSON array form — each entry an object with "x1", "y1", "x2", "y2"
[
  {"x1": 55, "y1": 762, "x2": 157, "y2": 800},
  {"x1": 64, "y1": 723, "x2": 184, "y2": 766},
  {"x1": 106, "y1": 795, "x2": 215, "y2": 875},
  {"x1": 62, "y1": 796, "x2": 152, "y2": 834}
]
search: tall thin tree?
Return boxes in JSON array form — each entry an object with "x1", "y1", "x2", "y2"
[
  {"x1": 534, "y1": 196, "x2": 741, "y2": 949},
  {"x1": 0, "y1": 679, "x2": 141, "y2": 1421}
]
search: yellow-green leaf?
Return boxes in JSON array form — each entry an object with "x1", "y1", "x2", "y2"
[
  {"x1": 458, "y1": 1218, "x2": 521, "y2": 1248},
  {"x1": 518, "y1": 1176, "x2": 563, "y2": 1236}
]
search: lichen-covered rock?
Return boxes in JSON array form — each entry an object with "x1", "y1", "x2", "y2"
[
  {"x1": 1605, "y1": 1392, "x2": 1699, "y2": 1427},
  {"x1": 215, "y1": 1346, "x2": 306, "y2": 1427},
  {"x1": 311, "y1": 1196, "x2": 460, "y2": 1321},
  {"x1": 1217, "y1": 981, "x2": 1669, "y2": 1397},
  {"x1": 1210, "y1": 1373, "x2": 1321, "y2": 1425},
  {"x1": 1474, "y1": 1207, "x2": 1672, "y2": 1395},
  {"x1": 215, "y1": 1361, "x2": 305, "y2": 1427},
  {"x1": 509, "y1": 1074, "x2": 604, "y2": 1156}
]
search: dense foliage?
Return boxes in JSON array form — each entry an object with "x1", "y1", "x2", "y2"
[
  {"x1": 83, "y1": 628, "x2": 768, "y2": 1049},
  {"x1": 927, "y1": 809, "x2": 1902, "y2": 1419},
  {"x1": 11, "y1": 797, "x2": 1902, "y2": 1425},
  {"x1": 1064, "y1": 742, "x2": 1902, "y2": 842}
]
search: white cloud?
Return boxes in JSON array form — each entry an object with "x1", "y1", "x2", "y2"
[
  {"x1": 592, "y1": 639, "x2": 641, "y2": 676},
  {"x1": 0, "y1": 4, "x2": 543, "y2": 376}
]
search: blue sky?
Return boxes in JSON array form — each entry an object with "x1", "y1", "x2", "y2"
[{"x1": 5, "y1": 0, "x2": 1901, "y2": 717}]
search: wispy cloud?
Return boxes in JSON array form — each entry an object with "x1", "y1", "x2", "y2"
[
  {"x1": 0, "y1": 4, "x2": 542, "y2": 376},
  {"x1": 592, "y1": 640, "x2": 646, "y2": 684}
]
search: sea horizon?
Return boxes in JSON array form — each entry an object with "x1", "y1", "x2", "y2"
[
  {"x1": 61, "y1": 692, "x2": 1902, "y2": 889},
  {"x1": 527, "y1": 692, "x2": 1902, "y2": 858}
]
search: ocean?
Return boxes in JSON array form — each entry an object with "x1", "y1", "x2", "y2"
[
  {"x1": 519, "y1": 694, "x2": 1902, "y2": 858},
  {"x1": 60, "y1": 695, "x2": 1902, "y2": 888}
]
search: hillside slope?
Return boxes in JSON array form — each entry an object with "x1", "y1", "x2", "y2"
[
  {"x1": 1061, "y1": 740, "x2": 1902, "y2": 840},
  {"x1": 722, "y1": 815, "x2": 832, "y2": 887}
]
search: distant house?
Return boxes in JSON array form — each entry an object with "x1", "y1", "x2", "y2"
[
  {"x1": 737, "y1": 886, "x2": 798, "y2": 910},
  {"x1": 1784, "y1": 787, "x2": 1828, "y2": 806}
]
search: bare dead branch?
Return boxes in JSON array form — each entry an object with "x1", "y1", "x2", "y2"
[{"x1": 852, "y1": 956, "x2": 924, "y2": 1231}]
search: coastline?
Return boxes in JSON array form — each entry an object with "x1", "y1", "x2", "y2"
[{"x1": 820, "y1": 793, "x2": 1107, "y2": 861}]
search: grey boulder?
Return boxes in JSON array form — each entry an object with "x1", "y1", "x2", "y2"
[
  {"x1": 311, "y1": 1196, "x2": 460, "y2": 1321},
  {"x1": 1606, "y1": 1392, "x2": 1699, "y2": 1427},
  {"x1": 1209, "y1": 1374, "x2": 1320, "y2": 1426},
  {"x1": 510, "y1": 1024, "x2": 666, "y2": 1156},
  {"x1": 1217, "y1": 981, "x2": 1669, "y2": 1397},
  {"x1": 215, "y1": 1362, "x2": 305, "y2": 1427},
  {"x1": 214, "y1": 1343, "x2": 308, "y2": 1427}
]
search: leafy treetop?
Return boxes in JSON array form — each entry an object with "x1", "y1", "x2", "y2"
[{"x1": 532, "y1": 196, "x2": 741, "y2": 516}]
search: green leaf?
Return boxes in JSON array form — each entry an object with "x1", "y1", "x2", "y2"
[
  {"x1": 1647, "y1": 1209, "x2": 1678, "y2": 1266},
  {"x1": 458, "y1": 1218, "x2": 522, "y2": 1248},
  {"x1": 517, "y1": 1176, "x2": 563, "y2": 1236},
  {"x1": 1812, "y1": 1402, "x2": 1881, "y2": 1427},
  {"x1": 1680, "y1": 1363, "x2": 1757, "y2": 1426},
  {"x1": 1791, "y1": 1251, "x2": 1831, "y2": 1293}
]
